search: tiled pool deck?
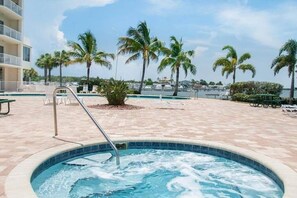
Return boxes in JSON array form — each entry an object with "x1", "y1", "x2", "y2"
[{"x1": 0, "y1": 96, "x2": 296, "y2": 197}]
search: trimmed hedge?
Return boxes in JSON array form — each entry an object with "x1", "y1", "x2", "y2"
[
  {"x1": 231, "y1": 93, "x2": 250, "y2": 102},
  {"x1": 230, "y1": 81, "x2": 283, "y2": 96},
  {"x1": 281, "y1": 98, "x2": 297, "y2": 105},
  {"x1": 230, "y1": 81, "x2": 283, "y2": 102}
]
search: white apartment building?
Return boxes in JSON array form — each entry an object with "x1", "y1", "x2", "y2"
[{"x1": 0, "y1": 0, "x2": 31, "y2": 91}]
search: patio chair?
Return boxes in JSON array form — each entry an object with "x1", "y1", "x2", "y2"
[
  {"x1": 0, "y1": 99, "x2": 15, "y2": 115},
  {"x1": 66, "y1": 86, "x2": 83, "y2": 105},
  {"x1": 91, "y1": 85, "x2": 98, "y2": 93},
  {"x1": 281, "y1": 105, "x2": 297, "y2": 115},
  {"x1": 43, "y1": 86, "x2": 56, "y2": 104},
  {"x1": 80, "y1": 84, "x2": 89, "y2": 93},
  {"x1": 220, "y1": 90, "x2": 230, "y2": 100}
]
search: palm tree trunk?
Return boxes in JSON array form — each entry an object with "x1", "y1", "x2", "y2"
[
  {"x1": 173, "y1": 67, "x2": 179, "y2": 96},
  {"x1": 48, "y1": 69, "x2": 52, "y2": 82},
  {"x1": 44, "y1": 68, "x2": 47, "y2": 85},
  {"x1": 289, "y1": 65, "x2": 295, "y2": 104},
  {"x1": 233, "y1": 67, "x2": 236, "y2": 84},
  {"x1": 138, "y1": 58, "x2": 146, "y2": 94},
  {"x1": 59, "y1": 64, "x2": 62, "y2": 87},
  {"x1": 87, "y1": 62, "x2": 91, "y2": 85}
]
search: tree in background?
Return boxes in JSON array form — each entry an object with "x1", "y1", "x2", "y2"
[
  {"x1": 54, "y1": 50, "x2": 70, "y2": 86},
  {"x1": 47, "y1": 55, "x2": 56, "y2": 82},
  {"x1": 35, "y1": 53, "x2": 55, "y2": 84},
  {"x1": 145, "y1": 78, "x2": 153, "y2": 85},
  {"x1": 118, "y1": 21, "x2": 162, "y2": 93},
  {"x1": 199, "y1": 79, "x2": 208, "y2": 86},
  {"x1": 68, "y1": 31, "x2": 114, "y2": 84},
  {"x1": 158, "y1": 36, "x2": 196, "y2": 96},
  {"x1": 271, "y1": 39, "x2": 297, "y2": 101},
  {"x1": 23, "y1": 68, "x2": 38, "y2": 81},
  {"x1": 213, "y1": 45, "x2": 256, "y2": 84}
]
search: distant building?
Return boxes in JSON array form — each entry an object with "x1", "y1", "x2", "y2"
[{"x1": 0, "y1": 0, "x2": 32, "y2": 91}]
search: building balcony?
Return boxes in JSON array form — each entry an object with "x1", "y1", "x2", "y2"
[
  {"x1": 0, "y1": 0, "x2": 22, "y2": 17},
  {"x1": 0, "y1": 24, "x2": 22, "y2": 42},
  {"x1": 0, "y1": 53, "x2": 21, "y2": 66}
]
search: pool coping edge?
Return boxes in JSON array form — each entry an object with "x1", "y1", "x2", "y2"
[{"x1": 5, "y1": 137, "x2": 297, "y2": 198}]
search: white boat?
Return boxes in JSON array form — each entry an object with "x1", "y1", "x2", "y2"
[
  {"x1": 164, "y1": 85, "x2": 173, "y2": 90},
  {"x1": 144, "y1": 85, "x2": 152, "y2": 90},
  {"x1": 154, "y1": 84, "x2": 172, "y2": 90}
]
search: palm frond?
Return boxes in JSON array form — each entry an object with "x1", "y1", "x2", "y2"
[
  {"x1": 213, "y1": 57, "x2": 231, "y2": 71},
  {"x1": 125, "y1": 53, "x2": 141, "y2": 64},
  {"x1": 222, "y1": 45, "x2": 237, "y2": 60},
  {"x1": 279, "y1": 39, "x2": 297, "y2": 56},
  {"x1": 182, "y1": 62, "x2": 197, "y2": 77},
  {"x1": 238, "y1": 64, "x2": 256, "y2": 78},
  {"x1": 238, "y1": 53, "x2": 251, "y2": 64},
  {"x1": 271, "y1": 54, "x2": 296, "y2": 76},
  {"x1": 78, "y1": 31, "x2": 97, "y2": 55},
  {"x1": 158, "y1": 57, "x2": 175, "y2": 73},
  {"x1": 221, "y1": 65, "x2": 233, "y2": 78}
]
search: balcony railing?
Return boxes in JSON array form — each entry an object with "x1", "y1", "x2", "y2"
[
  {"x1": 0, "y1": 24, "x2": 22, "y2": 41},
  {"x1": 0, "y1": 53, "x2": 21, "y2": 66},
  {"x1": 0, "y1": 0, "x2": 22, "y2": 16}
]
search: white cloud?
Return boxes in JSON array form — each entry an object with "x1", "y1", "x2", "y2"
[
  {"x1": 215, "y1": 3, "x2": 297, "y2": 49},
  {"x1": 194, "y1": 46, "x2": 209, "y2": 57},
  {"x1": 146, "y1": 0, "x2": 182, "y2": 15},
  {"x1": 25, "y1": 0, "x2": 115, "y2": 55},
  {"x1": 217, "y1": 7, "x2": 278, "y2": 48}
]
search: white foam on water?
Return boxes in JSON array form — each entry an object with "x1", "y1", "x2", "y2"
[
  {"x1": 167, "y1": 176, "x2": 204, "y2": 198},
  {"x1": 33, "y1": 149, "x2": 283, "y2": 198},
  {"x1": 90, "y1": 168, "x2": 124, "y2": 180}
]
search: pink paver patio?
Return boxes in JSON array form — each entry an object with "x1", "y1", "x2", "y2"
[{"x1": 0, "y1": 96, "x2": 296, "y2": 197}]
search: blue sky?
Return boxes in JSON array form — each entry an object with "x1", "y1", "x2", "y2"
[{"x1": 24, "y1": 0, "x2": 297, "y2": 87}]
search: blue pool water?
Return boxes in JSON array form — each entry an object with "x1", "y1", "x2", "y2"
[{"x1": 32, "y1": 149, "x2": 283, "y2": 198}]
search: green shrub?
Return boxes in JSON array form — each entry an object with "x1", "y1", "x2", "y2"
[
  {"x1": 230, "y1": 81, "x2": 283, "y2": 96},
  {"x1": 281, "y1": 98, "x2": 297, "y2": 105},
  {"x1": 231, "y1": 93, "x2": 250, "y2": 102},
  {"x1": 127, "y1": 89, "x2": 141, "y2": 94},
  {"x1": 99, "y1": 80, "x2": 128, "y2": 105},
  {"x1": 77, "y1": 86, "x2": 83, "y2": 93}
]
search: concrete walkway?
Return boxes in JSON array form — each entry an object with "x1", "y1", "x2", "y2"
[{"x1": 0, "y1": 96, "x2": 296, "y2": 197}]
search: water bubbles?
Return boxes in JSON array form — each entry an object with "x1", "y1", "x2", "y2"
[{"x1": 32, "y1": 149, "x2": 283, "y2": 198}]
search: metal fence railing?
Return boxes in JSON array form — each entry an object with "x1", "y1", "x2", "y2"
[
  {"x1": 0, "y1": 24, "x2": 22, "y2": 41},
  {"x1": 0, "y1": 53, "x2": 21, "y2": 66},
  {"x1": 0, "y1": 0, "x2": 22, "y2": 16},
  {"x1": 0, "y1": 81, "x2": 75, "y2": 92}
]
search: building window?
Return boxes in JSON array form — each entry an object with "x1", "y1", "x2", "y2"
[{"x1": 23, "y1": 46, "x2": 30, "y2": 62}]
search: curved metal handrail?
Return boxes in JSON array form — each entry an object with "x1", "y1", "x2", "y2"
[{"x1": 53, "y1": 86, "x2": 120, "y2": 165}]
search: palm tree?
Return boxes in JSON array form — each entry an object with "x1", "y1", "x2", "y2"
[
  {"x1": 54, "y1": 50, "x2": 70, "y2": 86},
  {"x1": 118, "y1": 21, "x2": 162, "y2": 93},
  {"x1": 68, "y1": 31, "x2": 114, "y2": 84},
  {"x1": 213, "y1": 45, "x2": 256, "y2": 84},
  {"x1": 23, "y1": 68, "x2": 38, "y2": 81},
  {"x1": 271, "y1": 39, "x2": 297, "y2": 100},
  {"x1": 36, "y1": 53, "x2": 54, "y2": 84},
  {"x1": 158, "y1": 36, "x2": 197, "y2": 96},
  {"x1": 47, "y1": 55, "x2": 57, "y2": 82}
]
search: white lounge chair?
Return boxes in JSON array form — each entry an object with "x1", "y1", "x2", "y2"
[
  {"x1": 43, "y1": 86, "x2": 56, "y2": 104},
  {"x1": 91, "y1": 85, "x2": 98, "y2": 93},
  {"x1": 80, "y1": 84, "x2": 89, "y2": 93},
  {"x1": 66, "y1": 86, "x2": 83, "y2": 105},
  {"x1": 220, "y1": 90, "x2": 230, "y2": 100},
  {"x1": 281, "y1": 105, "x2": 297, "y2": 116}
]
